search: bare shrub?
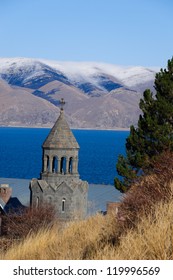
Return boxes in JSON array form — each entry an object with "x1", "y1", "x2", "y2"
[
  {"x1": 117, "y1": 151, "x2": 173, "y2": 231},
  {"x1": 2, "y1": 203, "x2": 56, "y2": 239}
]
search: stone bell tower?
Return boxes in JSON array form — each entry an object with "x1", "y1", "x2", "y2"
[
  {"x1": 41, "y1": 103, "x2": 80, "y2": 184},
  {"x1": 29, "y1": 99, "x2": 88, "y2": 220}
]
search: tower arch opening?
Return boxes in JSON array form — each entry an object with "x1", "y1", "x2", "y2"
[
  {"x1": 52, "y1": 156, "x2": 58, "y2": 173},
  {"x1": 46, "y1": 155, "x2": 50, "y2": 172},
  {"x1": 69, "y1": 157, "x2": 73, "y2": 174},
  {"x1": 60, "y1": 157, "x2": 66, "y2": 174}
]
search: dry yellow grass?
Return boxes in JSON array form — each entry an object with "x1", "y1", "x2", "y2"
[
  {"x1": 0, "y1": 213, "x2": 116, "y2": 260},
  {"x1": 1, "y1": 200, "x2": 173, "y2": 260},
  {"x1": 93, "y1": 201, "x2": 173, "y2": 260}
]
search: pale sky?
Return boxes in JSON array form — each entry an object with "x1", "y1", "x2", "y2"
[{"x1": 0, "y1": 0, "x2": 172, "y2": 67}]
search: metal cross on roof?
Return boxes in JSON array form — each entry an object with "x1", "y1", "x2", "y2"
[{"x1": 60, "y1": 98, "x2": 65, "y2": 110}]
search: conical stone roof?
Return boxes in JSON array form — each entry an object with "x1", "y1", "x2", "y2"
[{"x1": 43, "y1": 109, "x2": 79, "y2": 149}]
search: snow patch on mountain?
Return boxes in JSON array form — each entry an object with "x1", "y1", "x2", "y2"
[
  {"x1": 41, "y1": 60, "x2": 158, "y2": 87},
  {"x1": 0, "y1": 57, "x2": 159, "y2": 89}
]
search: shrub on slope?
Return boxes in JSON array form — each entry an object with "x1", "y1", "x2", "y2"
[
  {"x1": 1, "y1": 204, "x2": 56, "y2": 239},
  {"x1": 93, "y1": 200, "x2": 173, "y2": 259},
  {"x1": 117, "y1": 151, "x2": 173, "y2": 230}
]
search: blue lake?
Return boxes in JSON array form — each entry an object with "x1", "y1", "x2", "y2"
[{"x1": 0, "y1": 127, "x2": 129, "y2": 185}]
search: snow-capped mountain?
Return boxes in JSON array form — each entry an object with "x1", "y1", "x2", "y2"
[
  {"x1": 0, "y1": 57, "x2": 157, "y2": 90},
  {"x1": 0, "y1": 57, "x2": 158, "y2": 129}
]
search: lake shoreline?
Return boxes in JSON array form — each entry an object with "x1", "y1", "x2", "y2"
[
  {"x1": 0, "y1": 124, "x2": 130, "y2": 131},
  {"x1": 0, "y1": 177, "x2": 122, "y2": 213}
]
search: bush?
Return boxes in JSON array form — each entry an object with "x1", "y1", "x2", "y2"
[
  {"x1": 117, "y1": 151, "x2": 173, "y2": 230},
  {"x1": 2, "y1": 203, "x2": 56, "y2": 239}
]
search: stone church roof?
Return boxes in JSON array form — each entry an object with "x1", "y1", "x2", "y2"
[{"x1": 43, "y1": 109, "x2": 79, "y2": 149}]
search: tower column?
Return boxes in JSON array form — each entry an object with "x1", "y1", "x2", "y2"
[
  {"x1": 57, "y1": 158, "x2": 61, "y2": 174},
  {"x1": 73, "y1": 157, "x2": 78, "y2": 174},
  {"x1": 66, "y1": 157, "x2": 69, "y2": 174},
  {"x1": 49, "y1": 157, "x2": 53, "y2": 173},
  {"x1": 43, "y1": 156, "x2": 47, "y2": 172}
]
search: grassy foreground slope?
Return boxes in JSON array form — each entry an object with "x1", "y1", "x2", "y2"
[
  {"x1": 1, "y1": 152, "x2": 173, "y2": 260},
  {"x1": 0, "y1": 200, "x2": 173, "y2": 260}
]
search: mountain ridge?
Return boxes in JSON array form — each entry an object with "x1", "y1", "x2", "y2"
[{"x1": 0, "y1": 57, "x2": 158, "y2": 129}]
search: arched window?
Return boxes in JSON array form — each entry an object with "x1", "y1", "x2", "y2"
[
  {"x1": 69, "y1": 157, "x2": 73, "y2": 174},
  {"x1": 60, "y1": 157, "x2": 66, "y2": 174},
  {"x1": 62, "y1": 198, "x2": 66, "y2": 212},
  {"x1": 52, "y1": 156, "x2": 58, "y2": 173},
  {"x1": 36, "y1": 196, "x2": 39, "y2": 208}
]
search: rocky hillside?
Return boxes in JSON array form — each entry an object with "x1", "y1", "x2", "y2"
[{"x1": 0, "y1": 58, "x2": 158, "y2": 129}]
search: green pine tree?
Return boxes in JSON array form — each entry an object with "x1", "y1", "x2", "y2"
[{"x1": 115, "y1": 57, "x2": 173, "y2": 192}]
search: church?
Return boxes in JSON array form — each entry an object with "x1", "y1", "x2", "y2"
[{"x1": 29, "y1": 100, "x2": 88, "y2": 220}]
